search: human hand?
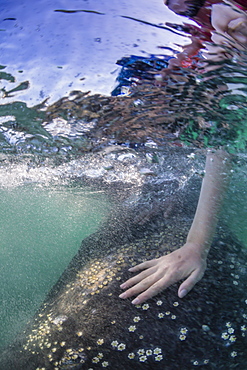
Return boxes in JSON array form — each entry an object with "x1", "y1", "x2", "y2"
[
  {"x1": 119, "y1": 242, "x2": 207, "y2": 304},
  {"x1": 204, "y1": 3, "x2": 247, "y2": 63}
]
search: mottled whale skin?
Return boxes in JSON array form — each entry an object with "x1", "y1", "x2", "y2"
[{"x1": 0, "y1": 157, "x2": 247, "y2": 370}]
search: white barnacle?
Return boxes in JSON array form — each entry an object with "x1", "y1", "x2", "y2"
[
  {"x1": 117, "y1": 343, "x2": 126, "y2": 351},
  {"x1": 137, "y1": 349, "x2": 145, "y2": 356},
  {"x1": 228, "y1": 328, "x2": 235, "y2": 334},
  {"x1": 203, "y1": 359, "x2": 209, "y2": 364},
  {"x1": 142, "y1": 304, "x2": 149, "y2": 310},
  {"x1": 153, "y1": 348, "x2": 162, "y2": 355},
  {"x1": 92, "y1": 357, "x2": 100, "y2": 363},
  {"x1": 133, "y1": 316, "x2": 141, "y2": 322},
  {"x1": 128, "y1": 325, "x2": 136, "y2": 332},
  {"x1": 179, "y1": 334, "x2": 186, "y2": 341},
  {"x1": 155, "y1": 355, "x2": 163, "y2": 361},
  {"x1": 180, "y1": 328, "x2": 188, "y2": 334},
  {"x1": 241, "y1": 325, "x2": 246, "y2": 331},
  {"x1": 165, "y1": 311, "x2": 170, "y2": 316},
  {"x1": 226, "y1": 322, "x2": 232, "y2": 328},
  {"x1": 156, "y1": 300, "x2": 163, "y2": 306},
  {"x1": 139, "y1": 355, "x2": 147, "y2": 362},
  {"x1": 221, "y1": 332, "x2": 229, "y2": 340},
  {"x1": 146, "y1": 349, "x2": 152, "y2": 356},
  {"x1": 158, "y1": 313, "x2": 164, "y2": 319},
  {"x1": 97, "y1": 353, "x2": 103, "y2": 359},
  {"x1": 231, "y1": 351, "x2": 237, "y2": 358},
  {"x1": 128, "y1": 352, "x2": 135, "y2": 359},
  {"x1": 193, "y1": 360, "x2": 199, "y2": 365},
  {"x1": 102, "y1": 361, "x2": 109, "y2": 367},
  {"x1": 97, "y1": 338, "x2": 104, "y2": 346},
  {"x1": 229, "y1": 335, "x2": 237, "y2": 343},
  {"x1": 171, "y1": 315, "x2": 176, "y2": 320},
  {"x1": 173, "y1": 302, "x2": 179, "y2": 307},
  {"x1": 111, "y1": 340, "x2": 118, "y2": 348}
]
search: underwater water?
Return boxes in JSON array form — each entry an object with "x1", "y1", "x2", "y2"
[
  {"x1": 0, "y1": 0, "x2": 247, "y2": 368},
  {"x1": 0, "y1": 183, "x2": 109, "y2": 349}
]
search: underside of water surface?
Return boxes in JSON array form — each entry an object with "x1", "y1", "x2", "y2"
[{"x1": 0, "y1": 0, "x2": 247, "y2": 369}]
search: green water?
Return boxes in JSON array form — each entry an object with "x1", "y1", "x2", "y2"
[
  {"x1": 0, "y1": 184, "x2": 109, "y2": 350},
  {"x1": 225, "y1": 171, "x2": 247, "y2": 249}
]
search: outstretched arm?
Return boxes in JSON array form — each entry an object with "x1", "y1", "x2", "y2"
[{"x1": 119, "y1": 149, "x2": 231, "y2": 304}]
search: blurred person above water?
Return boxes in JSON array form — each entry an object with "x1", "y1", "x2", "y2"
[{"x1": 119, "y1": 0, "x2": 247, "y2": 305}]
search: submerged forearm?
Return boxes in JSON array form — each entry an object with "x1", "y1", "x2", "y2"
[{"x1": 186, "y1": 149, "x2": 232, "y2": 254}]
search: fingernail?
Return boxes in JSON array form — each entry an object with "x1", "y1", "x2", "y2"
[
  {"x1": 131, "y1": 298, "x2": 140, "y2": 305},
  {"x1": 120, "y1": 283, "x2": 126, "y2": 289},
  {"x1": 179, "y1": 289, "x2": 187, "y2": 298},
  {"x1": 119, "y1": 293, "x2": 126, "y2": 299}
]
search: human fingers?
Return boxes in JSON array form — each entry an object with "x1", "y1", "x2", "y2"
[
  {"x1": 178, "y1": 266, "x2": 205, "y2": 299},
  {"x1": 119, "y1": 272, "x2": 162, "y2": 301},
  {"x1": 120, "y1": 267, "x2": 156, "y2": 291},
  {"x1": 130, "y1": 272, "x2": 180, "y2": 305},
  {"x1": 128, "y1": 259, "x2": 158, "y2": 272}
]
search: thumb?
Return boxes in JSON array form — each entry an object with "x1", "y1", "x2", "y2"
[{"x1": 178, "y1": 268, "x2": 204, "y2": 298}]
